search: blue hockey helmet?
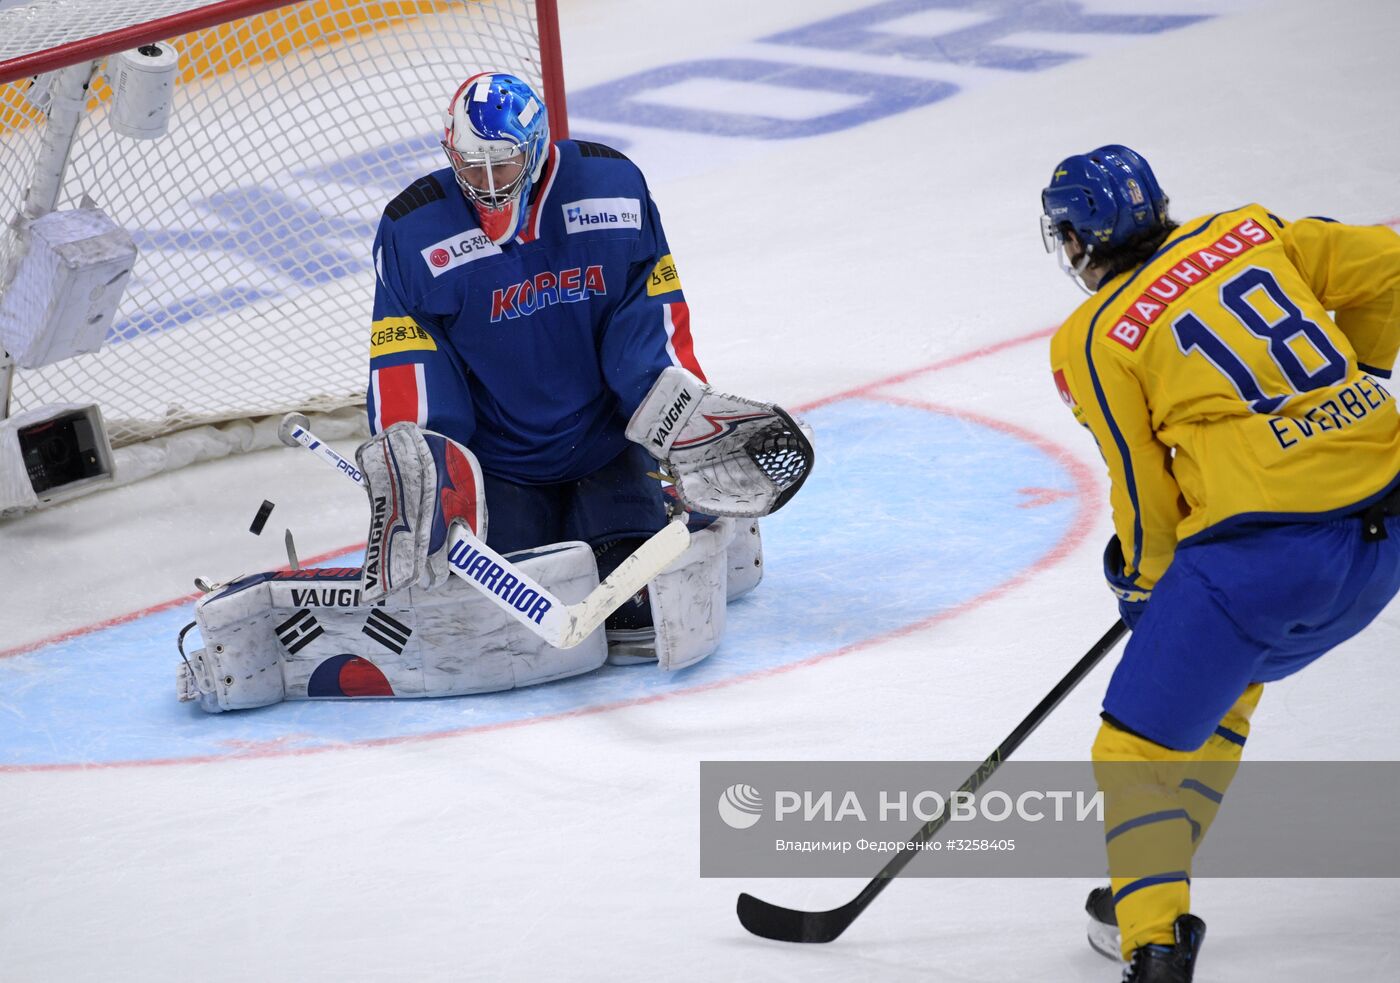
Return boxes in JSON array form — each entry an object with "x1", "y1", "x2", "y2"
[
  {"x1": 442, "y1": 72, "x2": 551, "y2": 243},
  {"x1": 1040, "y1": 144, "x2": 1168, "y2": 259}
]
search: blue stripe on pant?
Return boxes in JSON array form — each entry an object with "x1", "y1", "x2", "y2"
[{"x1": 1114, "y1": 872, "x2": 1190, "y2": 906}]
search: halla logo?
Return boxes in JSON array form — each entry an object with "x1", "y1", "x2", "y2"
[
  {"x1": 561, "y1": 197, "x2": 642, "y2": 235},
  {"x1": 566, "y1": 206, "x2": 637, "y2": 226}
]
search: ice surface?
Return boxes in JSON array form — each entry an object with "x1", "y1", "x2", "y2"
[{"x1": 2, "y1": 1, "x2": 1398, "y2": 979}]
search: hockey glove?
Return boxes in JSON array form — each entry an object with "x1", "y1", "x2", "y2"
[
  {"x1": 626, "y1": 366, "x2": 814, "y2": 518},
  {"x1": 356, "y1": 422, "x2": 487, "y2": 603},
  {"x1": 1102, "y1": 535, "x2": 1151, "y2": 631}
]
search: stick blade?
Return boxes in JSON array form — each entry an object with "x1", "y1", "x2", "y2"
[
  {"x1": 558, "y1": 519, "x2": 690, "y2": 646},
  {"x1": 278, "y1": 412, "x2": 311, "y2": 448},
  {"x1": 736, "y1": 892, "x2": 852, "y2": 944}
]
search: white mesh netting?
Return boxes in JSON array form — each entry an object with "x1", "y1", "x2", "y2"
[
  {"x1": 0, "y1": 0, "x2": 548, "y2": 452},
  {"x1": 0, "y1": 1, "x2": 285, "y2": 68}
]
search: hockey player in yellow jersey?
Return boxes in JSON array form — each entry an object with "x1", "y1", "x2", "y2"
[{"x1": 1040, "y1": 145, "x2": 1400, "y2": 982}]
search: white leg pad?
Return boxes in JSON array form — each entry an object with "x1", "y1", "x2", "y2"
[
  {"x1": 651, "y1": 517, "x2": 734, "y2": 672},
  {"x1": 180, "y1": 542, "x2": 606, "y2": 712},
  {"x1": 604, "y1": 517, "x2": 762, "y2": 670},
  {"x1": 725, "y1": 519, "x2": 763, "y2": 601}
]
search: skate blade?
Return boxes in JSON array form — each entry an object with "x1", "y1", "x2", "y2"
[
  {"x1": 606, "y1": 651, "x2": 658, "y2": 666},
  {"x1": 1087, "y1": 918, "x2": 1122, "y2": 963}
]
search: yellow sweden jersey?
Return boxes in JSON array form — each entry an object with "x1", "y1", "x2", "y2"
[{"x1": 1050, "y1": 205, "x2": 1400, "y2": 590}]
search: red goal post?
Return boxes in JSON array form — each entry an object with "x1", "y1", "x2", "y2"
[{"x1": 0, "y1": 0, "x2": 567, "y2": 498}]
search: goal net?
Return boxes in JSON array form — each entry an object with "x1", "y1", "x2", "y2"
[{"x1": 0, "y1": 0, "x2": 566, "y2": 488}]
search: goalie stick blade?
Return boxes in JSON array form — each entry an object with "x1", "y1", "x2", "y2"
[
  {"x1": 735, "y1": 892, "x2": 855, "y2": 944},
  {"x1": 278, "y1": 412, "x2": 311, "y2": 448},
  {"x1": 555, "y1": 519, "x2": 689, "y2": 647}
]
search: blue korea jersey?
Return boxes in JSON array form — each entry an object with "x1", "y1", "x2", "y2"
[{"x1": 366, "y1": 140, "x2": 704, "y2": 483}]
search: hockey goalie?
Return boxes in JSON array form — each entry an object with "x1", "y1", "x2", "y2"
[{"x1": 177, "y1": 72, "x2": 814, "y2": 712}]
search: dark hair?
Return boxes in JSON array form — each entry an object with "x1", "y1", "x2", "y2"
[{"x1": 1091, "y1": 219, "x2": 1179, "y2": 281}]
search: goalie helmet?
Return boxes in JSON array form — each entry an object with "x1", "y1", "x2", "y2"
[
  {"x1": 1040, "y1": 144, "x2": 1168, "y2": 286},
  {"x1": 442, "y1": 72, "x2": 551, "y2": 245}
]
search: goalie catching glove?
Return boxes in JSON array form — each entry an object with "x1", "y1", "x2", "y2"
[
  {"x1": 626, "y1": 367, "x2": 814, "y2": 518},
  {"x1": 357, "y1": 421, "x2": 487, "y2": 603}
]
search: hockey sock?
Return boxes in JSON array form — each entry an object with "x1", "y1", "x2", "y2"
[{"x1": 1092, "y1": 683, "x2": 1262, "y2": 960}]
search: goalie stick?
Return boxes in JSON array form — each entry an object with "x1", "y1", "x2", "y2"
[
  {"x1": 736, "y1": 619, "x2": 1129, "y2": 943},
  {"x1": 278, "y1": 413, "x2": 689, "y2": 650}
]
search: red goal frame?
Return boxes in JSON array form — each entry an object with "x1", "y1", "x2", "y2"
[{"x1": 0, "y1": 0, "x2": 570, "y2": 134}]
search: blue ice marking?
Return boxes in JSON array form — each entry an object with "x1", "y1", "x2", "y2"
[
  {"x1": 0, "y1": 399, "x2": 1081, "y2": 768},
  {"x1": 569, "y1": 0, "x2": 1209, "y2": 137},
  {"x1": 763, "y1": 0, "x2": 1207, "y2": 73},
  {"x1": 568, "y1": 60, "x2": 958, "y2": 139}
]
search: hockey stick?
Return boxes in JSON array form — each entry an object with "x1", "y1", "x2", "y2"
[
  {"x1": 736, "y1": 618, "x2": 1129, "y2": 943},
  {"x1": 278, "y1": 414, "x2": 690, "y2": 650}
]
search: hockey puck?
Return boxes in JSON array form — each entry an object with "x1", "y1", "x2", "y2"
[{"x1": 249, "y1": 499, "x2": 275, "y2": 535}]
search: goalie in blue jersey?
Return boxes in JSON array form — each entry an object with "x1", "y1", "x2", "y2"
[
  {"x1": 181, "y1": 73, "x2": 814, "y2": 712},
  {"x1": 354, "y1": 72, "x2": 813, "y2": 675}
]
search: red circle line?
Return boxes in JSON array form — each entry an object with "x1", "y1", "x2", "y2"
[{"x1": 0, "y1": 325, "x2": 1101, "y2": 771}]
